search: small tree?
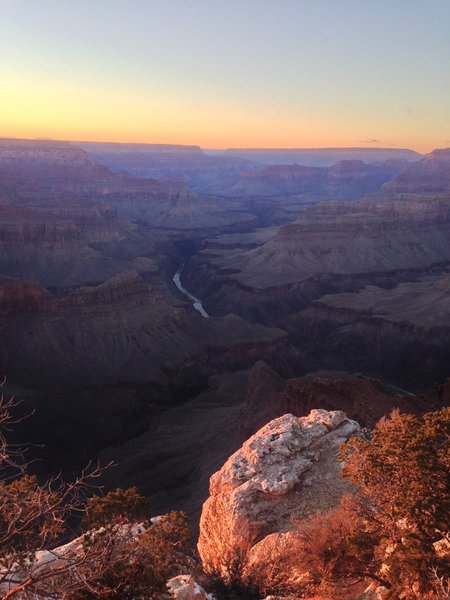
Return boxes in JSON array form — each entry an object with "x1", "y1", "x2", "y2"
[
  {"x1": 340, "y1": 407, "x2": 450, "y2": 599},
  {"x1": 0, "y1": 390, "x2": 194, "y2": 599},
  {"x1": 72, "y1": 511, "x2": 194, "y2": 600},
  {"x1": 242, "y1": 496, "x2": 367, "y2": 600},
  {"x1": 81, "y1": 487, "x2": 151, "y2": 530},
  {"x1": 0, "y1": 392, "x2": 109, "y2": 594}
]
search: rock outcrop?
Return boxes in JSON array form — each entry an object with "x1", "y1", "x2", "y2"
[
  {"x1": 242, "y1": 361, "x2": 437, "y2": 434},
  {"x1": 0, "y1": 522, "x2": 145, "y2": 597},
  {"x1": 93, "y1": 362, "x2": 449, "y2": 530},
  {"x1": 198, "y1": 410, "x2": 361, "y2": 576}
]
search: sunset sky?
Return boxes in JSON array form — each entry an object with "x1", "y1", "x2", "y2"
[{"x1": 1, "y1": 0, "x2": 449, "y2": 152}]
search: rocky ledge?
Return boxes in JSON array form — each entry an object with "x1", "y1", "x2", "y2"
[{"x1": 198, "y1": 409, "x2": 361, "y2": 576}]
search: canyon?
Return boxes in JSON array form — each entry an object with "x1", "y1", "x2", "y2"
[{"x1": 0, "y1": 137, "x2": 448, "y2": 528}]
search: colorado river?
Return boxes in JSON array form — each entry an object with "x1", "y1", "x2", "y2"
[{"x1": 173, "y1": 270, "x2": 209, "y2": 318}]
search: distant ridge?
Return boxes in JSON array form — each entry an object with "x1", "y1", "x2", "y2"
[
  {"x1": 78, "y1": 141, "x2": 204, "y2": 155},
  {"x1": 215, "y1": 147, "x2": 422, "y2": 166}
]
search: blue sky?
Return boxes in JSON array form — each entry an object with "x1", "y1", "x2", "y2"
[{"x1": 1, "y1": 0, "x2": 449, "y2": 150}]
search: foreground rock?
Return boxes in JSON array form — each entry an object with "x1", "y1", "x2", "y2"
[{"x1": 198, "y1": 409, "x2": 361, "y2": 576}]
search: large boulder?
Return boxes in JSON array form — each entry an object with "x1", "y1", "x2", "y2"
[{"x1": 198, "y1": 409, "x2": 361, "y2": 576}]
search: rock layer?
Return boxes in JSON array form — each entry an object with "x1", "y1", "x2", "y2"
[
  {"x1": 288, "y1": 274, "x2": 450, "y2": 390},
  {"x1": 225, "y1": 159, "x2": 406, "y2": 199},
  {"x1": 0, "y1": 273, "x2": 287, "y2": 390}
]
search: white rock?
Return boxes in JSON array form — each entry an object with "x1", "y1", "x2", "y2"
[
  {"x1": 198, "y1": 410, "x2": 361, "y2": 576},
  {"x1": 167, "y1": 574, "x2": 209, "y2": 600}
]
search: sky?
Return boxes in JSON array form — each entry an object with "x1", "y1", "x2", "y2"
[{"x1": 1, "y1": 0, "x2": 449, "y2": 151}]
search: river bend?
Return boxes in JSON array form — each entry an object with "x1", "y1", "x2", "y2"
[{"x1": 173, "y1": 270, "x2": 209, "y2": 318}]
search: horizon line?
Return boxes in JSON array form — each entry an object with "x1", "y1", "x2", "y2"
[{"x1": 0, "y1": 136, "x2": 431, "y2": 154}]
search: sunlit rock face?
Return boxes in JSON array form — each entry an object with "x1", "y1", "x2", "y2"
[{"x1": 197, "y1": 409, "x2": 361, "y2": 576}]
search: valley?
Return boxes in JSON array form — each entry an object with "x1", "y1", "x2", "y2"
[{"x1": 0, "y1": 138, "x2": 449, "y2": 525}]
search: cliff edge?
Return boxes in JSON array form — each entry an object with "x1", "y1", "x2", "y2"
[{"x1": 198, "y1": 409, "x2": 361, "y2": 577}]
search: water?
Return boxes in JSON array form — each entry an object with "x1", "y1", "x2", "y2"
[{"x1": 173, "y1": 270, "x2": 209, "y2": 318}]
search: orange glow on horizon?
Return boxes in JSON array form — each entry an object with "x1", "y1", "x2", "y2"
[
  {"x1": 0, "y1": 129, "x2": 440, "y2": 155},
  {"x1": 0, "y1": 73, "x2": 444, "y2": 154},
  {"x1": 0, "y1": 120, "x2": 440, "y2": 154},
  {"x1": 2, "y1": 2, "x2": 449, "y2": 156}
]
